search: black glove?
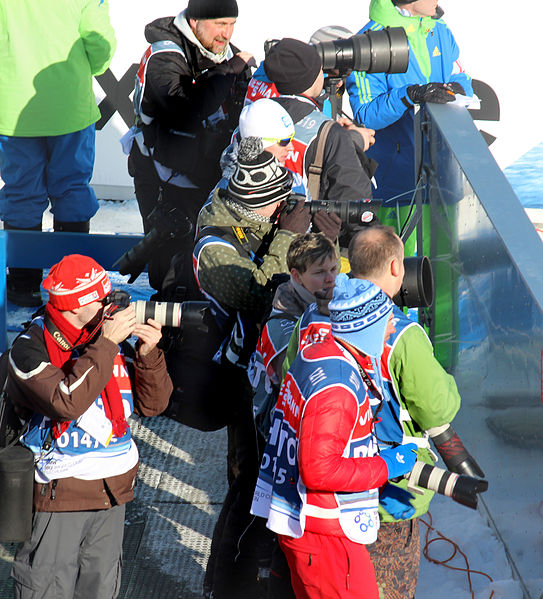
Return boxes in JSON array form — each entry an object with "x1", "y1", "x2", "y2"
[
  {"x1": 447, "y1": 81, "x2": 465, "y2": 95},
  {"x1": 407, "y1": 82, "x2": 456, "y2": 104},
  {"x1": 278, "y1": 200, "x2": 311, "y2": 234}
]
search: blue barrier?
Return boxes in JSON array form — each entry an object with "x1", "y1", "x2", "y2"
[
  {"x1": 415, "y1": 103, "x2": 543, "y2": 597},
  {"x1": 0, "y1": 230, "x2": 143, "y2": 350}
]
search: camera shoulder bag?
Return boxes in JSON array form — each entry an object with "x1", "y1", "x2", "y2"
[{"x1": 307, "y1": 119, "x2": 335, "y2": 201}]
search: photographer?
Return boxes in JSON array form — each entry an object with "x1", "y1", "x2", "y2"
[
  {"x1": 194, "y1": 136, "x2": 310, "y2": 598},
  {"x1": 252, "y1": 275, "x2": 418, "y2": 599},
  {"x1": 256, "y1": 38, "x2": 379, "y2": 249},
  {"x1": 282, "y1": 225, "x2": 463, "y2": 598},
  {"x1": 346, "y1": 0, "x2": 472, "y2": 203},
  {"x1": 7, "y1": 254, "x2": 172, "y2": 598},
  {"x1": 214, "y1": 97, "x2": 343, "y2": 245},
  {"x1": 124, "y1": 0, "x2": 254, "y2": 297},
  {"x1": 348, "y1": 225, "x2": 463, "y2": 598},
  {"x1": 251, "y1": 232, "x2": 339, "y2": 440}
]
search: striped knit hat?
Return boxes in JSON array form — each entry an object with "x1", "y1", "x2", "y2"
[
  {"x1": 43, "y1": 255, "x2": 111, "y2": 310},
  {"x1": 227, "y1": 137, "x2": 293, "y2": 208},
  {"x1": 329, "y1": 273, "x2": 392, "y2": 357}
]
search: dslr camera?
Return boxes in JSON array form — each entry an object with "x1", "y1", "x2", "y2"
[{"x1": 114, "y1": 199, "x2": 193, "y2": 284}]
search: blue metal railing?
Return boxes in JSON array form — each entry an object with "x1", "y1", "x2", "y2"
[
  {"x1": 0, "y1": 230, "x2": 143, "y2": 350},
  {"x1": 415, "y1": 103, "x2": 543, "y2": 597}
]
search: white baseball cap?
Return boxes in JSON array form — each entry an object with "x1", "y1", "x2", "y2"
[{"x1": 239, "y1": 99, "x2": 295, "y2": 148}]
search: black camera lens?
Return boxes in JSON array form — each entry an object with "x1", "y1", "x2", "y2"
[
  {"x1": 285, "y1": 196, "x2": 381, "y2": 225},
  {"x1": 313, "y1": 27, "x2": 409, "y2": 77},
  {"x1": 393, "y1": 256, "x2": 434, "y2": 309}
]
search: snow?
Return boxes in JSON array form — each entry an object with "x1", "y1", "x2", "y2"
[
  {"x1": 416, "y1": 495, "x2": 523, "y2": 599},
  {"x1": 3, "y1": 197, "x2": 529, "y2": 598}
]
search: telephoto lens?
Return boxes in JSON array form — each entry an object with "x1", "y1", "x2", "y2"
[
  {"x1": 285, "y1": 195, "x2": 382, "y2": 225},
  {"x1": 313, "y1": 27, "x2": 409, "y2": 76},
  {"x1": 132, "y1": 300, "x2": 209, "y2": 331},
  {"x1": 406, "y1": 462, "x2": 488, "y2": 510},
  {"x1": 393, "y1": 256, "x2": 435, "y2": 309}
]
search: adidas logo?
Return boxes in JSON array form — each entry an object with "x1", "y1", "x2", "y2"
[{"x1": 433, "y1": 46, "x2": 441, "y2": 57}]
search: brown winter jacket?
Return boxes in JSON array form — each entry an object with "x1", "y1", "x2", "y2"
[{"x1": 8, "y1": 321, "x2": 172, "y2": 512}]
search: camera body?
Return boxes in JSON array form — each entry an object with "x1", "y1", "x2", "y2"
[{"x1": 113, "y1": 200, "x2": 194, "y2": 284}]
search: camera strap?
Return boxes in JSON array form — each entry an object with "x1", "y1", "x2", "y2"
[
  {"x1": 196, "y1": 224, "x2": 276, "y2": 267},
  {"x1": 337, "y1": 340, "x2": 399, "y2": 449},
  {"x1": 356, "y1": 362, "x2": 400, "y2": 449},
  {"x1": 307, "y1": 120, "x2": 334, "y2": 201}
]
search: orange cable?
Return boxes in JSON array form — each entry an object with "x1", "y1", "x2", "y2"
[{"x1": 420, "y1": 511, "x2": 495, "y2": 599}]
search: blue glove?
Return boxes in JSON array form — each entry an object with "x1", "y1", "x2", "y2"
[
  {"x1": 380, "y1": 484, "x2": 416, "y2": 520},
  {"x1": 379, "y1": 443, "x2": 417, "y2": 479}
]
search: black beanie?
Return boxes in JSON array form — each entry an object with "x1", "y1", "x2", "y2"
[
  {"x1": 227, "y1": 138, "x2": 292, "y2": 208},
  {"x1": 392, "y1": 0, "x2": 417, "y2": 4},
  {"x1": 264, "y1": 38, "x2": 322, "y2": 95},
  {"x1": 186, "y1": 0, "x2": 238, "y2": 19}
]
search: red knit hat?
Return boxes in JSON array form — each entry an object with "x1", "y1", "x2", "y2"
[{"x1": 43, "y1": 255, "x2": 111, "y2": 310}]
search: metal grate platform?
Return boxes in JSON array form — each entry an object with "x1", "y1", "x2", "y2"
[{"x1": 0, "y1": 416, "x2": 227, "y2": 599}]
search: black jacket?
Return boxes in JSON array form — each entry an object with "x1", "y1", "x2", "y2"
[
  {"x1": 138, "y1": 16, "x2": 252, "y2": 186},
  {"x1": 274, "y1": 95, "x2": 377, "y2": 203}
]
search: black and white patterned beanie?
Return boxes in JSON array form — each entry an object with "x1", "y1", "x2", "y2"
[{"x1": 227, "y1": 137, "x2": 293, "y2": 208}]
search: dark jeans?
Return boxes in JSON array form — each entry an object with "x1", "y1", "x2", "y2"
[
  {"x1": 128, "y1": 144, "x2": 212, "y2": 296},
  {"x1": 204, "y1": 371, "x2": 275, "y2": 599}
]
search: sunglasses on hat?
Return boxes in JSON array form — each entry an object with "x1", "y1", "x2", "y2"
[{"x1": 261, "y1": 133, "x2": 294, "y2": 147}]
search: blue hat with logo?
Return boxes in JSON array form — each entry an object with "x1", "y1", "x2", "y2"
[{"x1": 329, "y1": 274, "x2": 392, "y2": 357}]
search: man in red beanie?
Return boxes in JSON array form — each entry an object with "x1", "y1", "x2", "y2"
[{"x1": 7, "y1": 254, "x2": 172, "y2": 599}]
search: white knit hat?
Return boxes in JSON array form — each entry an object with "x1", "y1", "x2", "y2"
[{"x1": 239, "y1": 99, "x2": 295, "y2": 149}]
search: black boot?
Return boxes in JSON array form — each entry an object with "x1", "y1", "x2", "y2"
[
  {"x1": 4, "y1": 222, "x2": 43, "y2": 307},
  {"x1": 53, "y1": 220, "x2": 91, "y2": 233}
]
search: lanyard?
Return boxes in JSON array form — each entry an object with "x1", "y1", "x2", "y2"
[{"x1": 336, "y1": 339, "x2": 397, "y2": 449}]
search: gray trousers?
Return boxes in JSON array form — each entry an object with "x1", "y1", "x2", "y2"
[{"x1": 11, "y1": 504, "x2": 125, "y2": 599}]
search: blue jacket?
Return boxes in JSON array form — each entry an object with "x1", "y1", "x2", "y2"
[{"x1": 346, "y1": 0, "x2": 472, "y2": 201}]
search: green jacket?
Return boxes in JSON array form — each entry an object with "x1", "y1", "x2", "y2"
[
  {"x1": 381, "y1": 320, "x2": 460, "y2": 521},
  {"x1": 0, "y1": 0, "x2": 116, "y2": 136},
  {"x1": 369, "y1": 0, "x2": 438, "y2": 79},
  {"x1": 194, "y1": 190, "x2": 297, "y2": 316}
]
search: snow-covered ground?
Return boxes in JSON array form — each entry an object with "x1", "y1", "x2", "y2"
[{"x1": 9, "y1": 197, "x2": 528, "y2": 598}]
